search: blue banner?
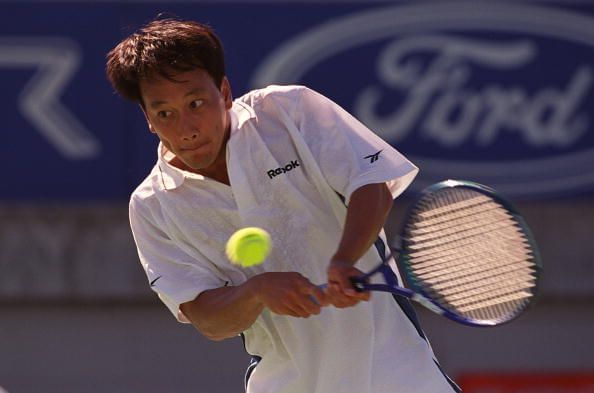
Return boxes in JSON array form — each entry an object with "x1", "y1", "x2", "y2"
[{"x1": 2, "y1": 2, "x2": 594, "y2": 200}]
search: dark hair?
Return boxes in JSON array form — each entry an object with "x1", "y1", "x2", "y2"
[{"x1": 106, "y1": 17, "x2": 226, "y2": 104}]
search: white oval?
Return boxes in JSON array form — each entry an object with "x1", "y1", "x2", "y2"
[{"x1": 250, "y1": 2, "x2": 594, "y2": 197}]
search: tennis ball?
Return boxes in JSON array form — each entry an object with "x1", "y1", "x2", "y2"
[{"x1": 226, "y1": 227, "x2": 271, "y2": 267}]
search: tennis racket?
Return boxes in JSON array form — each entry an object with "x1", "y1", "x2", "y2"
[{"x1": 352, "y1": 179, "x2": 542, "y2": 327}]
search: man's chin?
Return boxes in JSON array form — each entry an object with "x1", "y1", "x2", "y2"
[
  {"x1": 170, "y1": 156, "x2": 206, "y2": 172},
  {"x1": 186, "y1": 158, "x2": 216, "y2": 172},
  {"x1": 183, "y1": 162, "x2": 207, "y2": 171}
]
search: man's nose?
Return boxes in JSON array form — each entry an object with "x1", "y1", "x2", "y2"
[
  {"x1": 182, "y1": 132, "x2": 198, "y2": 141},
  {"x1": 181, "y1": 116, "x2": 199, "y2": 140}
]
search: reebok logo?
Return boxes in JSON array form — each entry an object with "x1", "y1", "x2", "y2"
[
  {"x1": 364, "y1": 150, "x2": 382, "y2": 163},
  {"x1": 267, "y1": 160, "x2": 300, "y2": 179}
]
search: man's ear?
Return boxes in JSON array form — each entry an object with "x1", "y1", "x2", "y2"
[
  {"x1": 139, "y1": 104, "x2": 157, "y2": 134},
  {"x1": 221, "y1": 77, "x2": 233, "y2": 109}
]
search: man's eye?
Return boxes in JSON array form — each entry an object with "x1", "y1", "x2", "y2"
[
  {"x1": 190, "y1": 99, "x2": 204, "y2": 109},
  {"x1": 157, "y1": 111, "x2": 172, "y2": 119}
]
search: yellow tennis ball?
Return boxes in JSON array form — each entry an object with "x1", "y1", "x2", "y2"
[{"x1": 226, "y1": 227, "x2": 271, "y2": 267}]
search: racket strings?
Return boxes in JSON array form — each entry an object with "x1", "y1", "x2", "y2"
[
  {"x1": 413, "y1": 201, "x2": 500, "y2": 232},
  {"x1": 414, "y1": 193, "x2": 492, "y2": 219},
  {"x1": 421, "y1": 256, "x2": 537, "y2": 318},
  {"x1": 408, "y1": 218, "x2": 524, "y2": 253},
  {"x1": 408, "y1": 216, "x2": 530, "y2": 260},
  {"x1": 418, "y1": 255, "x2": 534, "y2": 284},
  {"x1": 404, "y1": 187, "x2": 538, "y2": 323},
  {"x1": 408, "y1": 205, "x2": 514, "y2": 240},
  {"x1": 418, "y1": 259, "x2": 536, "y2": 320},
  {"x1": 440, "y1": 281, "x2": 535, "y2": 321},
  {"x1": 411, "y1": 240, "x2": 531, "y2": 273},
  {"x1": 410, "y1": 223, "x2": 532, "y2": 273},
  {"x1": 438, "y1": 275, "x2": 534, "y2": 304},
  {"x1": 458, "y1": 292, "x2": 533, "y2": 318}
]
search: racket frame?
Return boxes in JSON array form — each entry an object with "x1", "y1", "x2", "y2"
[{"x1": 353, "y1": 179, "x2": 543, "y2": 327}]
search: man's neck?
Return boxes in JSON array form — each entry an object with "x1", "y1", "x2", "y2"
[
  {"x1": 196, "y1": 159, "x2": 230, "y2": 185},
  {"x1": 170, "y1": 154, "x2": 230, "y2": 185}
]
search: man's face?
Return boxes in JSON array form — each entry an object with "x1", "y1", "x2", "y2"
[{"x1": 140, "y1": 69, "x2": 232, "y2": 173}]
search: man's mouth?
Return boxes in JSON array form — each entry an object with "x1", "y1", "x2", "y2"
[{"x1": 181, "y1": 142, "x2": 209, "y2": 152}]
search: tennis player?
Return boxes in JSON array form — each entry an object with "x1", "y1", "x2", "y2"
[{"x1": 106, "y1": 17, "x2": 460, "y2": 393}]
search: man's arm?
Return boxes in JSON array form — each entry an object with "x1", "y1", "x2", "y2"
[
  {"x1": 180, "y1": 272, "x2": 328, "y2": 341},
  {"x1": 326, "y1": 182, "x2": 393, "y2": 307}
]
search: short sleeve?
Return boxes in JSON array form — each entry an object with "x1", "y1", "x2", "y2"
[
  {"x1": 129, "y1": 195, "x2": 228, "y2": 322},
  {"x1": 293, "y1": 87, "x2": 418, "y2": 203}
]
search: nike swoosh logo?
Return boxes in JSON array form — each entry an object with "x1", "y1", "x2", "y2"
[{"x1": 150, "y1": 276, "x2": 162, "y2": 287}]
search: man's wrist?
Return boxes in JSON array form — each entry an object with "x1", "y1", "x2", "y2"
[
  {"x1": 243, "y1": 273, "x2": 268, "y2": 307},
  {"x1": 330, "y1": 255, "x2": 358, "y2": 266}
]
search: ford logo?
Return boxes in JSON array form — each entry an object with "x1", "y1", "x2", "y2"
[{"x1": 251, "y1": 3, "x2": 594, "y2": 198}]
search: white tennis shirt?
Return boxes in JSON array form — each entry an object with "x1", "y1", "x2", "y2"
[{"x1": 129, "y1": 85, "x2": 458, "y2": 393}]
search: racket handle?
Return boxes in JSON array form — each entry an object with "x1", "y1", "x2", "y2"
[
  {"x1": 350, "y1": 277, "x2": 366, "y2": 292},
  {"x1": 309, "y1": 279, "x2": 367, "y2": 305},
  {"x1": 308, "y1": 284, "x2": 327, "y2": 306}
]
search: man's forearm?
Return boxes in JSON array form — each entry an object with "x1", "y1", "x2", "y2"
[
  {"x1": 332, "y1": 183, "x2": 393, "y2": 264},
  {"x1": 180, "y1": 278, "x2": 264, "y2": 341}
]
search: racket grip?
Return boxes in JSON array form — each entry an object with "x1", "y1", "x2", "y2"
[
  {"x1": 308, "y1": 284, "x2": 327, "y2": 306},
  {"x1": 349, "y1": 277, "x2": 367, "y2": 292}
]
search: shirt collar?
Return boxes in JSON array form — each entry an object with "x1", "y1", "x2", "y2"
[
  {"x1": 155, "y1": 144, "x2": 187, "y2": 191},
  {"x1": 230, "y1": 100, "x2": 257, "y2": 132},
  {"x1": 155, "y1": 100, "x2": 257, "y2": 191}
]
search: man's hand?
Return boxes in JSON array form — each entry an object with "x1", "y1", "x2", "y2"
[
  {"x1": 326, "y1": 260, "x2": 371, "y2": 308},
  {"x1": 254, "y1": 272, "x2": 329, "y2": 318},
  {"x1": 180, "y1": 271, "x2": 328, "y2": 341}
]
